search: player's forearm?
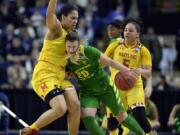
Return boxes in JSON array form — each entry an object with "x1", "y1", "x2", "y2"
[
  {"x1": 144, "y1": 76, "x2": 152, "y2": 97},
  {"x1": 109, "y1": 60, "x2": 129, "y2": 72},
  {"x1": 140, "y1": 68, "x2": 151, "y2": 79},
  {"x1": 100, "y1": 53, "x2": 129, "y2": 72},
  {"x1": 146, "y1": 76, "x2": 152, "y2": 87}
]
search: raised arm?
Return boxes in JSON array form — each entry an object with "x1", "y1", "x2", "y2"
[
  {"x1": 99, "y1": 53, "x2": 129, "y2": 72},
  {"x1": 46, "y1": 0, "x2": 62, "y2": 33}
]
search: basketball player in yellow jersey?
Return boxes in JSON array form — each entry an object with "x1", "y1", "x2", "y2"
[
  {"x1": 20, "y1": 1, "x2": 80, "y2": 135},
  {"x1": 105, "y1": 18, "x2": 156, "y2": 135}
]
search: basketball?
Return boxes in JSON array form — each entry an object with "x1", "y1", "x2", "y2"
[{"x1": 114, "y1": 70, "x2": 138, "y2": 91}]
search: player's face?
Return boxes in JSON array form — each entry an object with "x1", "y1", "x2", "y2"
[
  {"x1": 123, "y1": 23, "x2": 139, "y2": 42},
  {"x1": 66, "y1": 40, "x2": 79, "y2": 54},
  {"x1": 62, "y1": 10, "x2": 79, "y2": 30},
  {"x1": 107, "y1": 25, "x2": 120, "y2": 39}
]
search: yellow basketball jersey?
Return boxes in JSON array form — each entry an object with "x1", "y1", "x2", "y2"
[
  {"x1": 105, "y1": 41, "x2": 152, "y2": 87},
  {"x1": 105, "y1": 38, "x2": 123, "y2": 58},
  {"x1": 38, "y1": 29, "x2": 68, "y2": 67}
]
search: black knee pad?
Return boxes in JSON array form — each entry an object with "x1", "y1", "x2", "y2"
[
  {"x1": 107, "y1": 116, "x2": 119, "y2": 131},
  {"x1": 132, "y1": 107, "x2": 151, "y2": 133}
]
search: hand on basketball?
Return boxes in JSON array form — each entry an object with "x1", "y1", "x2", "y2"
[
  {"x1": 122, "y1": 66, "x2": 130, "y2": 73},
  {"x1": 114, "y1": 70, "x2": 138, "y2": 90}
]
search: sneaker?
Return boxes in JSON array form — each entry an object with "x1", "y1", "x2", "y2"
[{"x1": 19, "y1": 127, "x2": 38, "y2": 135}]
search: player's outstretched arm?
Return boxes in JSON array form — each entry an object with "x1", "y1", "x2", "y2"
[
  {"x1": 46, "y1": 0, "x2": 62, "y2": 33},
  {"x1": 99, "y1": 53, "x2": 129, "y2": 72}
]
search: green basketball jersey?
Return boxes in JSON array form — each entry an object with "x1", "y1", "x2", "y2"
[{"x1": 67, "y1": 45, "x2": 109, "y2": 95}]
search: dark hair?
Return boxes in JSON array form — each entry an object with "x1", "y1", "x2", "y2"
[
  {"x1": 122, "y1": 18, "x2": 144, "y2": 35},
  {"x1": 57, "y1": 4, "x2": 78, "y2": 21},
  {"x1": 65, "y1": 31, "x2": 79, "y2": 42},
  {"x1": 109, "y1": 19, "x2": 122, "y2": 29}
]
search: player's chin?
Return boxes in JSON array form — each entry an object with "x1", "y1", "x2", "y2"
[
  {"x1": 124, "y1": 36, "x2": 129, "y2": 39},
  {"x1": 72, "y1": 25, "x2": 76, "y2": 30},
  {"x1": 69, "y1": 52, "x2": 76, "y2": 55}
]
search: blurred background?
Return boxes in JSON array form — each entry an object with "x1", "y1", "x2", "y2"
[{"x1": 0, "y1": 0, "x2": 180, "y2": 135}]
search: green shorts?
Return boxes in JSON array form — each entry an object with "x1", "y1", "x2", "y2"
[{"x1": 80, "y1": 79, "x2": 125, "y2": 116}]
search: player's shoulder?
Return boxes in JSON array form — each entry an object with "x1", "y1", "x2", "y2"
[
  {"x1": 110, "y1": 37, "x2": 123, "y2": 45},
  {"x1": 110, "y1": 37, "x2": 122, "y2": 43},
  {"x1": 82, "y1": 44, "x2": 93, "y2": 51},
  {"x1": 79, "y1": 44, "x2": 86, "y2": 53},
  {"x1": 80, "y1": 44, "x2": 98, "y2": 55},
  {"x1": 108, "y1": 38, "x2": 123, "y2": 50},
  {"x1": 139, "y1": 43, "x2": 150, "y2": 52},
  {"x1": 139, "y1": 42, "x2": 147, "y2": 49}
]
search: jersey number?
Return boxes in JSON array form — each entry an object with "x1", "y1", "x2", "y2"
[
  {"x1": 123, "y1": 59, "x2": 130, "y2": 67},
  {"x1": 76, "y1": 70, "x2": 90, "y2": 80}
]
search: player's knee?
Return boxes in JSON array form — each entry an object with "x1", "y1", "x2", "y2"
[
  {"x1": 132, "y1": 107, "x2": 151, "y2": 133},
  {"x1": 116, "y1": 112, "x2": 128, "y2": 123},
  {"x1": 64, "y1": 88, "x2": 80, "y2": 113},
  {"x1": 107, "y1": 116, "x2": 119, "y2": 131},
  {"x1": 54, "y1": 104, "x2": 67, "y2": 116},
  {"x1": 50, "y1": 97, "x2": 67, "y2": 116}
]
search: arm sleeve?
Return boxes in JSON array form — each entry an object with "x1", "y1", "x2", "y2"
[{"x1": 141, "y1": 46, "x2": 152, "y2": 66}]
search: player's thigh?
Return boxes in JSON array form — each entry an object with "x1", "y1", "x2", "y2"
[
  {"x1": 32, "y1": 76, "x2": 64, "y2": 100},
  {"x1": 80, "y1": 96, "x2": 99, "y2": 109},
  {"x1": 49, "y1": 94, "x2": 67, "y2": 114},
  {"x1": 101, "y1": 87, "x2": 125, "y2": 116},
  {"x1": 32, "y1": 65, "x2": 66, "y2": 100},
  {"x1": 62, "y1": 80, "x2": 80, "y2": 112},
  {"x1": 80, "y1": 95, "x2": 98, "y2": 117}
]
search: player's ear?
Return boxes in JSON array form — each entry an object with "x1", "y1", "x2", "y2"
[
  {"x1": 80, "y1": 38, "x2": 88, "y2": 45},
  {"x1": 136, "y1": 32, "x2": 140, "y2": 38},
  {"x1": 61, "y1": 15, "x2": 66, "y2": 22}
]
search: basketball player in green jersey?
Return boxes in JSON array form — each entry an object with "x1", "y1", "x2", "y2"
[{"x1": 65, "y1": 31, "x2": 145, "y2": 135}]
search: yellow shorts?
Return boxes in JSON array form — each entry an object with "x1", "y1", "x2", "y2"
[
  {"x1": 101, "y1": 115, "x2": 107, "y2": 129},
  {"x1": 120, "y1": 84, "x2": 145, "y2": 111},
  {"x1": 32, "y1": 61, "x2": 73, "y2": 100}
]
